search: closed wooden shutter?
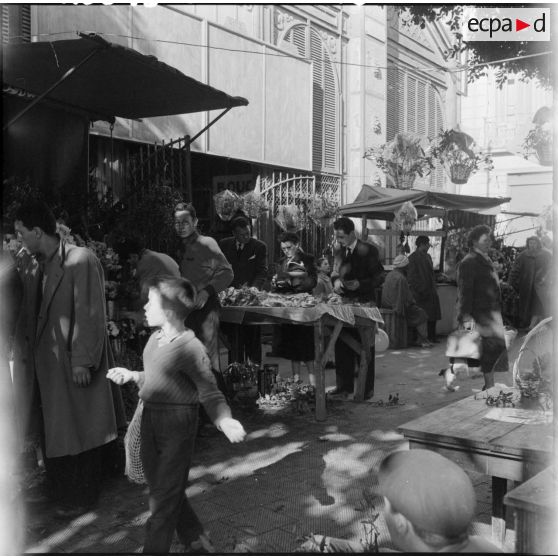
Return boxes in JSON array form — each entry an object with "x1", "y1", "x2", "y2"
[
  {"x1": 386, "y1": 69, "x2": 446, "y2": 189},
  {"x1": 281, "y1": 24, "x2": 339, "y2": 173}
]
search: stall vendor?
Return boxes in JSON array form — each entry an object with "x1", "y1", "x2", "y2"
[
  {"x1": 330, "y1": 217, "x2": 384, "y2": 399},
  {"x1": 272, "y1": 232, "x2": 317, "y2": 385},
  {"x1": 174, "y1": 202, "x2": 233, "y2": 370},
  {"x1": 219, "y1": 216, "x2": 268, "y2": 364}
]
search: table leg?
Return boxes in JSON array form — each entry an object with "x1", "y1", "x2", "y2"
[
  {"x1": 314, "y1": 319, "x2": 326, "y2": 421},
  {"x1": 354, "y1": 326, "x2": 374, "y2": 401},
  {"x1": 492, "y1": 476, "x2": 508, "y2": 547}
]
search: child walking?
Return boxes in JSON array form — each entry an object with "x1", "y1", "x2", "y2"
[{"x1": 107, "y1": 276, "x2": 245, "y2": 554}]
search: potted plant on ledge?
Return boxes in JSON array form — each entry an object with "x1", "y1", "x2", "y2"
[
  {"x1": 364, "y1": 132, "x2": 432, "y2": 190},
  {"x1": 429, "y1": 128, "x2": 493, "y2": 185}
]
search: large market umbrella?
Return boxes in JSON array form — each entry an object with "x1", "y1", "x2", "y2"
[{"x1": 3, "y1": 32, "x2": 248, "y2": 126}]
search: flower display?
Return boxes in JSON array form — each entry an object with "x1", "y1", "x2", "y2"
[
  {"x1": 107, "y1": 320, "x2": 120, "y2": 338},
  {"x1": 214, "y1": 189, "x2": 241, "y2": 221},
  {"x1": 429, "y1": 129, "x2": 493, "y2": 185},
  {"x1": 393, "y1": 201, "x2": 418, "y2": 234},
  {"x1": 275, "y1": 204, "x2": 307, "y2": 232},
  {"x1": 307, "y1": 196, "x2": 339, "y2": 227},
  {"x1": 240, "y1": 191, "x2": 268, "y2": 219},
  {"x1": 364, "y1": 132, "x2": 432, "y2": 189},
  {"x1": 523, "y1": 123, "x2": 553, "y2": 166},
  {"x1": 105, "y1": 280, "x2": 119, "y2": 300}
]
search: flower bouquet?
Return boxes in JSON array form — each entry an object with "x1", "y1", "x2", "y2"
[
  {"x1": 364, "y1": 132, "x2": 432, "y2": 189},
  {"x1": 308, "y1": 196, "x2": 339, "y2": 227},
  {"x1": 240, "y1": 191, "x2": 269, "y2": 219},
  {"x1": 430, "y1": 128, "x2": 493, "y2": 185},
  {"x1": 214, "y1": 189, "x2": 241, "y2": 221},
  {"x1": 275, "y1": 204, "x2": 307, "y2": 232},
  {"x1": 393, "y1": 201, "x2": 418, "y2": 253}
]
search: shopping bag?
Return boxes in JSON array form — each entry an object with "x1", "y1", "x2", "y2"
[
  {"x1": 124, "y1": 399, "x2": 146, "y2": 484},
  {"x1": 445, "y1": 327, "x2": 482, "y2": 360}
]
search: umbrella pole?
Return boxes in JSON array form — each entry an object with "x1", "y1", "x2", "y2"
[{"x1": 3, "y1": 48, "x2": 103, "y2": 131}]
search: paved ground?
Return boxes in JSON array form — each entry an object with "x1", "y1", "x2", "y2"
[{"x1": 20, "y1": 334, "x2": 524, "y2": 554}]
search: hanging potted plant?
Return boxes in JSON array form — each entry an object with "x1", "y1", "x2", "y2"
[
  {"x1": 307, "y1": 196, "x2": 339, "y2": 227},
  {"x1": 430, "y1": 128, "x2": 493, "y2": 185},
  {"x1": 364, "y1": 132, "x2": 432, "y2": 190},
  {"x1": 523, "y1": 123, "x2": 553, "y2": 166}
]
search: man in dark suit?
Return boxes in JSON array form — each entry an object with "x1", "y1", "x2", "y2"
[
  {"x1": 330, "y1": 217, "x2": 384, "y2": 399},
  {"x1": 219, "y1": 216, "x2": 268, "y2": 363}
]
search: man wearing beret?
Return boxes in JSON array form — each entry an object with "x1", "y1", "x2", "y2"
[
  {"x1": 377, "y1": 449, "x2": 502, "y2": 553},
  {"x1": 301, "y1": 449, "x2": 501, "y2": 553}
]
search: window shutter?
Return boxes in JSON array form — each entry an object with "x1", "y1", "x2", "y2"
[
  {"x1": 406, "y1": 76, "x2": 417, "y2": 133},
  {"x1": 281, "y1": 24, "x2": 339, "y2": 173},
  {"x1": 417, "y1": 81, "x2": 427, "y2": 136},
  {"x1": 1, "y1": 5, "x2": 9, "y2": 43}
]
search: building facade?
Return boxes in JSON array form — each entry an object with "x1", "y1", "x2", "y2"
[{"x1": 3, "y1": 4, "x2": 460, "y2": 260}]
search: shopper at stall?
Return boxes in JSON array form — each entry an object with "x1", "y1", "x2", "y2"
[
  {"x1": 174, "y1": 202, "x2": 233, "y2": 370},
  {"x1": 382, "y1": 255, "x2": 432, "y2": 348},
  {"x1": 12, "y1": 200, "x2": 124, "y2": 517},
  {"x1": 456, "y1": 225, "x2": 508, "y2": 390},
  {"x1": 407, "y1": 235, "x2": 441, "y2": 343},
  {"x1": 219, "y1": 216, "x2": 268, "y2": 364},
  {"x1": 272, "y1": 232, "x2": 317, "y2": 385},
  {"x1": 330, "y1": 217, "x2": 384, "y2": 398},
  {"x1": 313, "y1": 256, "x2": 334, "y2": 298},
  {"x1": 107, "y1": 276, "x2": 245, "y2": 554},
  {"x1": 115, "y1": 234, "x2": 180, "y2": 304},
  {"x1": 509, "y1": 235, "x2": 552, "y2": 330}
]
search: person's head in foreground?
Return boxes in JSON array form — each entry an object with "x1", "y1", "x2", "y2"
[
  {"x1": 377, "y1": 449, "x2": 501, "y2": 553},
  {"x1": 144, "y1": 276, "x2": 197, "y2": 328}
]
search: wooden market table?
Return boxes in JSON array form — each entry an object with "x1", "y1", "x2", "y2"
[
  {"x1": 397, "y1": 395, "x2": 553, "y2": 546},
  {"x1": 220, "y1": 303, "x2": 384, "y2": 421}
]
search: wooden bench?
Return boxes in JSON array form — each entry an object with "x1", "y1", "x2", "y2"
[{"x1": 379, "y1": 308, "x2": 408, "y2": 349}]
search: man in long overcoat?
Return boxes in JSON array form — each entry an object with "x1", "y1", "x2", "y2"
[
  {"x1": 407, "y1": 236, "x2": 441, "y2": 343},
  {"x1": 13, "y1": 200, "x2": 122, "y2": 515}
]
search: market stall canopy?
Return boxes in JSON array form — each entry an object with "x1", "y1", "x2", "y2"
[
  {"x1": 340, "y1": 184, "x2": 510, "y2": 221},
  {"x1": 2, "y1": 32, "x2": 249, "y2": 123}
]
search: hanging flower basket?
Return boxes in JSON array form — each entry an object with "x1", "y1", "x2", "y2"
[
  {"x1": 364, "y1": 132, "x2": 432, "y2": 190},
  {"x1": 535, "y1": 143, "x2": 553, "y2": 166},
  {"x1": 449, "y1": 163, "x2": 473, "y2": 185},
  {"x1": 430, "y1": 129, "x2": 492, "y2": 185},
  {"x1": 307, "y1": 197, "x2": 339, "y2": 227},
  {"x1": 214, "y1": 189, "x2": 241, "y2": 221},
  {"x1": 523, "y1": 123, "x2": 553, "y2": 167},
  {"x1": 240, "y1": 191, "x2": 269, "y2": 219},
  {"x1": 275, "y1": 204, "x2": 306, "y2": 232}
]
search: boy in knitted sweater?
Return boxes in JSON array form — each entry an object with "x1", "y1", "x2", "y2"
[{"x1": 108, "y1": 276, "x2": 245, "y2": 554}]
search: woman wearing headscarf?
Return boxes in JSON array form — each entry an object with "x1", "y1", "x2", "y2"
[
  {"x1": 509, "y1": 236, "x2": 552, "y2": 330},
  {"x1": 456, "y1": 225, "x2": 508, "y2": 390}
]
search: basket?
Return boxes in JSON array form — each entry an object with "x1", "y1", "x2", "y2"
[
  {"x1": 448, "y1": 163, "x2": 473, "y2": 185},
  {"x1": 535, "y1": 143, "x2": 553, "y2": 166},
  {"x1": 512, "y1": 317, "x2": 553, "y2": 403}
]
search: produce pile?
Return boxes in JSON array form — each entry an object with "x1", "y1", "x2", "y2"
[{"x1": 219, "y1": 286, "x2": 325, "y2": 308}]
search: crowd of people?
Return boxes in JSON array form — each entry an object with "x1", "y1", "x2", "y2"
[{"x1": 1, "y1": 196, "x2": 551, "y2": 553}]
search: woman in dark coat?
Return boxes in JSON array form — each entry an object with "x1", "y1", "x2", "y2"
[
  {"x1": 456, "y1": 225, "x2": 508, "y2": 390},
  {"x1": 272, "y1": 232, "x2": 317, "y2": 385},
  {"x1": 509, "y1": 236, "x2": 552, "y2": 330}
]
